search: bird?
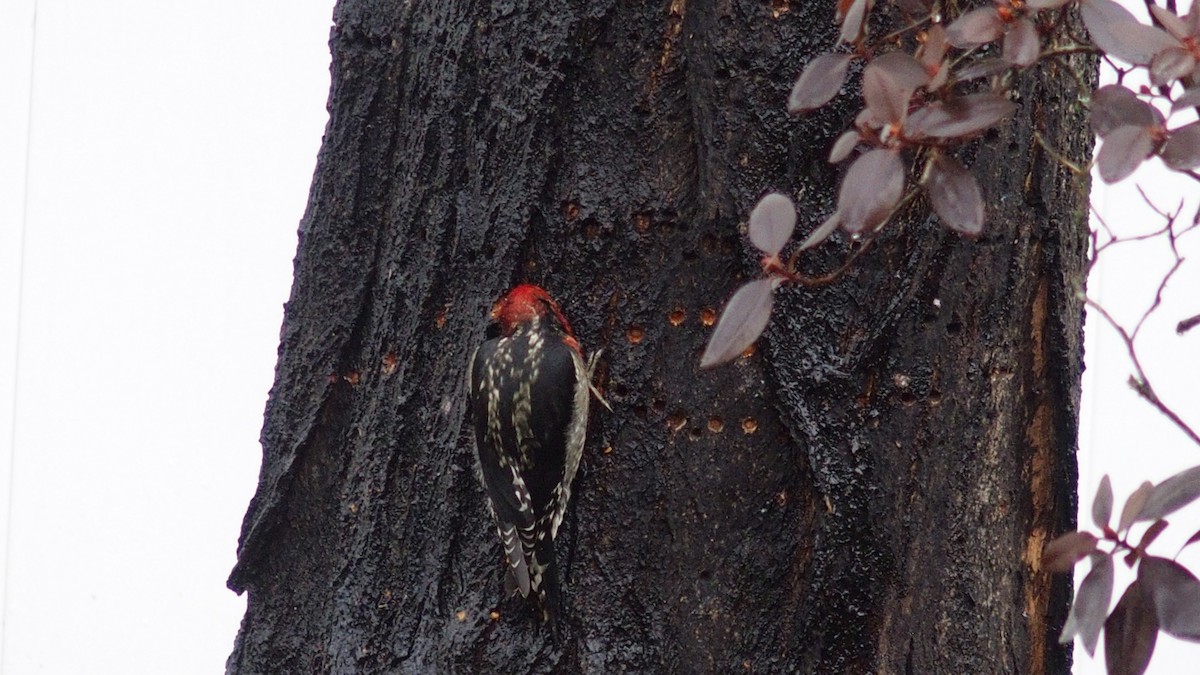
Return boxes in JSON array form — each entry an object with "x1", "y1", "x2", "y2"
[{"x1": 469, "y1": 284, "x2": 603, "y2": 627}]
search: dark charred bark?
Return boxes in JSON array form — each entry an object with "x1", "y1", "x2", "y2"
[{"x1": 226, "y1": 1, "x2": 1091, "y2": 672}]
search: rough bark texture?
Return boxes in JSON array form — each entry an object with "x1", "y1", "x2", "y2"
[{"x1": 227, "y1": 1, "x2": 1091, "y2": 672}]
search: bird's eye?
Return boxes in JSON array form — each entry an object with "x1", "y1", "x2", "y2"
[{"x1": 485, "y1": 322, "x2": 501, "y2": 340}]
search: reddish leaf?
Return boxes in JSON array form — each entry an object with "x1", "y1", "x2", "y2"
[
  {"x1": 1043, "y1": 531, "x2": 1099, "y2": 573},
  {"x1": 838, "y1": 0, "x2": 871, "y2": 45},
  {"x1": 700, "y1": 279, "x2": 777, "y2": 369},
  {"x1": 1120, "y1": 481, "x2": 1155, "y2": 532},
  {"x1": 1003, "y1": 17, "x2": 1041, "y2": 67},
  {"x1": 906, "y1": 93, "x2": 1016, "y2": 139},
  {"x1": 926, "y1": 154, "x2": 983, "y2": 236},
  {"x1": 1135, "y1": 519, "x2": 1169, "y2": 552},
  {"x1": 1094, "y1": 474, "x2": 1114, "y2": 530},
  {"x1": 1139, "y1": 556, "x2": 1200, "y2": 640},
  {"x1": 1162, "y1": 122, "x2": 1200, "y2": 170},
  {"x1": 789, "y1": 53, "x2": 856, "y2": 113},
  {"x1": 1082, "y1": 0, "x2": 1177, "y2": 66},
  {"x1": 1081, "y1": 0, "x2": 1139, "y2": 28},
  {"x1": 749, "y1": 193, "x2": 797, "y2": 256},
  {"x1": 1173, "y1": 86, "x2": 1200, "y2": 112},
  {"x1": 1182, "y1": 527, "x2": 1200, "y2": 551},
  {"x1": 836, "y1": 149, "x2": 905, "y2": 234},
  {"x1": 1091, "y1": 85, "x2": 1161, "y2": 137},
  {"x1": 1096, "y1": 125, "x2": 1154, "y2": 183},
  {"x1": 1105, "y1": 580, "x2": 1159, "y2": 675},
  {"x1": 927, "y1": 60, "x2": 949, "y2": 92},
  {"x1": 872, "y1": 52, "x2": 932, "y2": 90},
  {"x1": 1149, "y1": 5, "x2": 1192, "y2": 41},
  {"x1": 798, "y1": 213, "x2": 840, "y2": 252},
  {"x1": 862, "y1": 68, "x2": 906, "y2": 127},
  {"x1": 1149, "y1": 47, "x2": 1198, "y2": 86},
  {"x1": 855, "y1": 106, "x2": 881, "y2": 130},
  {"x1": 946, "y1": 7, "x2": 1004, "y2": 48},
  {"x1": 829, "y1": 129, "x2": 861, "y2": 163},
  {"x1": 919, "y1": 24, "x2": 948, "y2": 69},
  {"x1": 863, "y1": 56, "x2": 923, "y2": 125},
  {"x1": 1138, "y1": 464, "x2": 1200, "y2": 522},
  {"x1": 1060, "y1": 554, "x2": 1115, "y2": 656}
]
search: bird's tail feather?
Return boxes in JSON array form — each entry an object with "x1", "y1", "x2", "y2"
[{"x1": 498, "y1": 524, "x2": 530, "y2": 598}]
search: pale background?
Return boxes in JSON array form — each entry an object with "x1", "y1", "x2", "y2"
[{"x1": 0, "y1": 1, "x2": 1196, "y2": 673}]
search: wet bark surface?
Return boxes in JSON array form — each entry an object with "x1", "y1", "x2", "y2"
[{"x1": 226, "y1": 1, "x2": 1092, "y2": 672}]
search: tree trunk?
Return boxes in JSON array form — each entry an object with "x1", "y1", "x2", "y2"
[{"x1": 226, "y1": 2, "x2": 1090, "y2": 672}]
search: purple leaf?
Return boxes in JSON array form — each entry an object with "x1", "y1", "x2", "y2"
[
  {"x1": 1162, "y1": 122, "x2": 1200, "y2": 171},
  {"x1": 1138, "y1": 464, "x2": 1200, "y2": 522},
  {"x1": 1136, "y1": 519, "x2": 1169, "y2": 552},
  {"x1": 1026, "y1": 0, "x2": 1072, "y2": 7},
  {"x1": 1149, "y1": 5, "x2": 1191, "y2": 41},
  {"x1": 1105, "y1": 580, "x2": 1159, "y2": 675},
  {"x1": 926, "y1": 154, "x2": 983, "y2": 236},
  {"x1": 1082, "y1": 0, "x2": 1177, "y2": 66},
  {"x1": 836, "y1": 149, "x2": 905, "y2": 234},
  {"x1": 946, "y1": 7, "x2": 1005, "y2": 48},
  {"x1": 1149, "y1": 47, "x2": 1198, "y2": 87},
  {"x1": 1182, "y1": 527, "x2": 1200, "y2": 551},
  {"x1": 1003, "y1": 17, "x2": 1041, "y2": 67},
  {"x1": 829, "y1": 129, "x2": 861, "y2": 163},
  {"x1": 749, "y1": 193, "x2": 797, "y2": 256},
  {"x1": 838, "y1": 0, "x2": 870, "y2": 45},
  {"x1": 1043, "y1": 531, "x2": 1099, "y2": 573},
  {"x1": 1096, "y1": 125, "x2": 1154, "y2": 183},
  {"x1": 1094, "y1": 474, "x2": 1114, "y2": 529},
  {"x1": 859, "y1": 55, "x2": 921, "y2": 124},
  {"x1": 1120, "y1": 481, "x2": 1154, "y2": 532},
  {"x1": 1172, "y1": 86, "x2": 1200, "y2": 112},
  {"x1": 906, "y1": 93, "x2": 1016, "y2": 139},
  {"x1": 917, "y1": 26, "x2": 949, "y2": 90},
  {"x1": 798, "y1": 213, "x2": 840, "y2": 252},
  {"x1": 1060, "y1": 554, "x2": 1114, "y2": 656},
  {"x1": 928, "y1": 61, "x2": 949, "y2": 92},
  {"x1": 789, "y1": 53, "x2": 856, "y2": 113},
  {"x1": 872, "y1": 52, "x2": 932, "y2": 90},
  {"x1": 1083, "y1": 0, "x2": 1141, "y2": 28},
  {"x1": 1091, "y1": 85, "x2": 1161, "y2": 137},
  {"x1": 919, "y1": 24, "x2": 948, "y2": 69},
  {"x1": 700, "y1": 279, "x2": 777, "y2": 369},
  {"x1": 1139, "y1": 556, "x2": 1200, "y2": 640},
  {"x1": 855, "y1": 106, "x2": 881, "y2": 130},
  {"x1": 862, "y1": 67, "x2": 907, "y2": 126}
]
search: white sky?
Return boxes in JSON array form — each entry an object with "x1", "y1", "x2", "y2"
[
  {"x1": 0, "y1": 1, "x2": 1197, "y2": 673},
  {"x1": 0, "y1": 1, "x2": 334, "y2": 672}
]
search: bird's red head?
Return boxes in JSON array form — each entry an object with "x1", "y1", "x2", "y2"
[{"x1": 491, "y1": 284, "x2": 578, "y2": 345}]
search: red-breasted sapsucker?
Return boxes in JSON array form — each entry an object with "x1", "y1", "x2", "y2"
[{"x1": 470, "y1": 284, "x2": 591, "y2": 624}]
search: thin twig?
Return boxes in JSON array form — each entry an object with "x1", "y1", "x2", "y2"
[
  {"x1": 1086, "y1": 186, "x2": 1200, "y2": 447},
  {"x1": 1085, "y1": 297, "x2": 1200, "y2": 446},
  {"x1": 1129, "y1": 189, "x2": 1183, "y2": 341},
  {"x1": 1178, "y1": 313, "x2": 1200, "y2": 334},
  {"x1": 877, "y1": 13, "x2": 934, "y2": 44}
]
